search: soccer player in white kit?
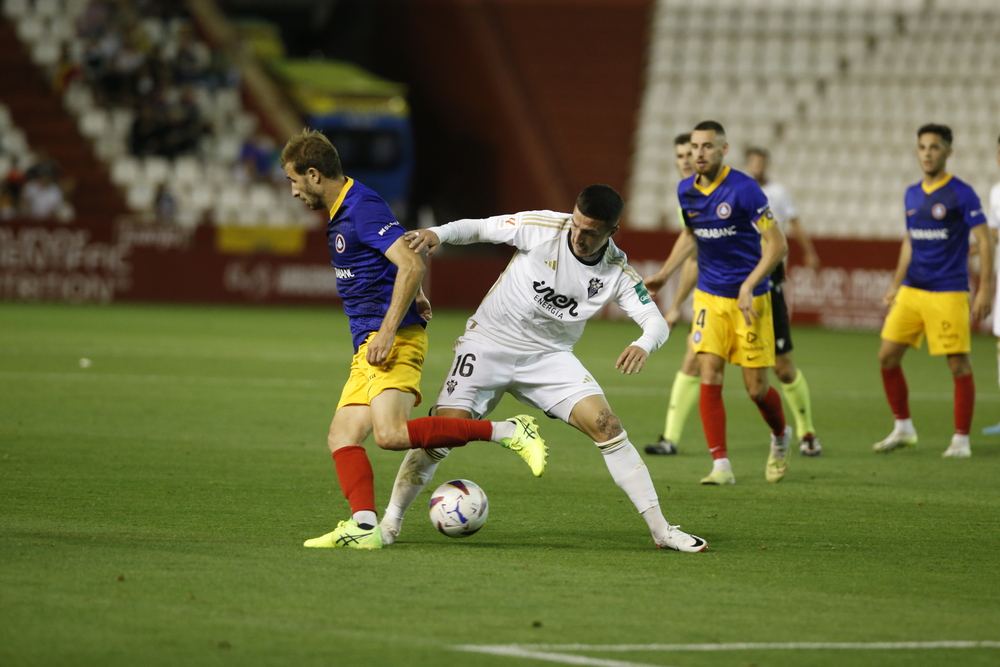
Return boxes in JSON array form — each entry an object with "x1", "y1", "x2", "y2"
[
  {"x1": 379, "y1": 185, "x2": 707, "y2": 552},
  {"x1": 982, "y1": 135, "x2": 1000, "y2": 435}
]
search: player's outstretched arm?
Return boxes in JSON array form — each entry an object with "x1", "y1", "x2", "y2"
[
  {"x1": 616, "y1": 346, "x2": 649, "y2": 375},
  {"x1": 971, "y1": 223, "x2": 993, "y2": 320},
  {"x1": 616, "y1": 304, "x2": 670, "y2": 375},
  {"x1": 883, "y1": 235, "x2": 912, "y2": 307},
  {"x1": 367, "y1": 237, "x2": 427, "y2": 366},
  {"x1": 405, "y1": 229, "x2": 441, "y2": 256},
  {"x1": 645, "y1": 227, "x2": 696, "y2": 298}
]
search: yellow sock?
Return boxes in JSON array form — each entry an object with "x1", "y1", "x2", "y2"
[
  {"x1": 779, "y1": 369, "x2": 815, "y2": 438},
  {"x1": 663, "y1": 371, "x2": 701, "y2": 443}
]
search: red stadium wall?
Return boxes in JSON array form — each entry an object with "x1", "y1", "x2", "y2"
[
  {"x1": 4, "y1": 220, "x2": 954, "y2": 334},
  {"x1": 404, "y1": 0, "x2": 652, "y2": 214}
]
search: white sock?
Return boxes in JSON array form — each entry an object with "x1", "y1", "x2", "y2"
[
  {"x1": 952, "y1": 433, "x2": 970, "y2": 447},
  {"x1": 491, "y1": 420, "x2": 516, "y2": 442},
  {"x1": 895, "y1": 418, "x2": 915, "y2": 433},
  {"x1": 596, "y1": 431, "x2": 659, "y2": 515},
  {"x1": 382, "y1": 448, "x2": 450, "y2": 528},
  {"x1": 712, "y1": 457, "x2": 732, "y2": 472},
  {"x1": 353, "y1": 510, "x2": 377, "y2": 528}
]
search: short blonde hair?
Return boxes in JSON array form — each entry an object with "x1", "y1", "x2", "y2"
[{"x1": 280, "y1": 128, "x2": 343, "y2": 178}]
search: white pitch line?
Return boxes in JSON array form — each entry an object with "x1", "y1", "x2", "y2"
[
  {"x1": 482, "y1": 640, "x2": 1000, "y2": 652},
  {"x1": 453, "y1": 645, "x2": 669, "y2": 667},
  {"x1": 454, "y1": 641, "x2": 1000, "y2": 667}
]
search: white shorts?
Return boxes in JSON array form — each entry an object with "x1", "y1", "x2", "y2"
[{"x1": 432, "y1": 333, "x2": 605, "y2": 422}]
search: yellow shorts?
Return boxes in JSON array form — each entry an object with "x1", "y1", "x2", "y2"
[
  {"x1": 337, "y1": 324, "x2": 428, "y2": 409},
  {"x1": 691, "y1": 288, "x2": 775, "y2": 368},
  {"x1": 881, "y1": 285, "x2": 970, "y2": 356}
]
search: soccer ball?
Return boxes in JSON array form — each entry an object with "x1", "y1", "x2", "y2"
[{"x1": 428, "y1": 479, "x2": 489, "y2": 538}]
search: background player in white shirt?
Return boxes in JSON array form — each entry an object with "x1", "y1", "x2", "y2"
[
  {"x1": 745, "y1": 147, "x2": 823, "y2": 456},
  {"x1": 982, "y1": 135, "x2": 1000, "y2": 435},
  {"x1": 380, "y1": 185, "x2": 707, "y2": 552}
]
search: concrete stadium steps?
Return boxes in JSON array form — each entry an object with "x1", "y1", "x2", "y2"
[{"x1": 0, "y1": 17, "x2": 127, "y2": 222}]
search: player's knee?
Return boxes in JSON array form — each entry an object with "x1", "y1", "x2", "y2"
[
  {"x1": 774, "y1": 359, "x2": 796, "y2": 384},
  {"x1": 594, "y1": 410, "x2": 623, "y2": 441},
  {"x1": 746, "y1": 381, "x2": 769, "y2": 403},
  {"x1": 372, "y1": 423, "x2": 409, "y2": 450}
]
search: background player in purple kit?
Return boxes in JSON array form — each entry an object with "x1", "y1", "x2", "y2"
[{"x1": 874, "y1": 124, "x2": 993, "y2": 459}]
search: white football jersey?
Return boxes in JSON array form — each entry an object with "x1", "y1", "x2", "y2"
[
  {"x1": 761, "y1": 181, "x2": 798, "y2": 232},
  {"x1": 431, "y1": 210, "x2": 663, "y2": 353},
  {"x1": 988, "y1": 181, "x2": 1000, "y2": 231}
]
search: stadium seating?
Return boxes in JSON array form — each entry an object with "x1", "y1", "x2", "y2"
[
  {"x1": 630, "y1": 0, "x2": 1000, "y2": 237},
  {"x1": 3, "y1": 0, "x2": 315, "y2": 229}
]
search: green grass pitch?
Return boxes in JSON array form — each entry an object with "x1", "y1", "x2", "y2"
[{"x1": 1, "y1": 303, "x2": 998, "y2": 667}]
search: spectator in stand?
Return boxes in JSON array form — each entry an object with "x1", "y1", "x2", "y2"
[
  {"x1": 52, "y1": 44, "x2": 83, "y2": 94},
  {"x1": 174, "y1": 25, "x2": 211, "y2": 84},
  {"x1": 153, "y1": 182, "x2": 176, "y2": 223},
  {"x1": 22, "y1": 171, "x2": 65, "y2": 220},
  {"x1": 236, "y1": 131, "x2": 277, "y2": 183}
]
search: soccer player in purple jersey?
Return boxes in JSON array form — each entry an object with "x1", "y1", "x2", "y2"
[
  {"x1": 875, "y1": 124, "x2": 993, "y2": 458},
  {"x1": 280, "y1": 129, "x2": 547, "y2": 549},
  {"x1": 645, "y1": 120, "x2": 790, "y2": 485}
]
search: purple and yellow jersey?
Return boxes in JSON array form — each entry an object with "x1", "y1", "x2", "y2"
[
  {"x1": 327, "y1": 177, "x2": 424, "y2": 351},
  {"x1": 903, "y1": 174, "x2": 985, "y2": 292},
  {"x1": 678, "y1": 166, "x2": 776, "y2": 298}
]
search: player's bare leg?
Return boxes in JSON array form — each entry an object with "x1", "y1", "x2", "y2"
[
  {"x1": 380, "y1": 407, "x2": 468, "y2": 544},
  {"x1": 646, "y1": 336, "x2": 700, "y2": 456},
  {"x1": 379, "y1": 405, "x2": 545, "y2": 544},
  {"x1": 697, "y1": 352, "x2": 733, "y2": 484},
  {"x1": 773, "y1": 352, "x2": 821, "y2": 456},
  {"x1": 874, "y1": 339, "x2": 918, "y2": 452},
  {"x1": 569, "y1": 394, "x2": 705, "y2": 552},
  {"x1": 943, "y1": 352, "x2": 974, "y2": 458}
]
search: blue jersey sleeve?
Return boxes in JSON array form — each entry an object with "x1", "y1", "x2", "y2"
[
  {"x1": 738, "y1": 180, "x2": 772, "y2": 231},
  {"x1": 957, "y1": 183, "x2": 986, "y2": 229},
  {"x1": 354, "y1": 196, "x2": 405, "y2": 254}
]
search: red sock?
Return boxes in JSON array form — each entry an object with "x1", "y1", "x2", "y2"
[
  {"x1": 331, "y1": 445, "x2": 376, "y2": 515},
  {"x1": 881, "y1": 367, "x2": 910, "y2": 420},
  {"x1": 699, "y1": 383, "x2": 727, "y2": 460},
  {"x1": 406, "y1": 417, "x2": 493, "y2": 449},
  {"x1": 753, "y1": 386, "x2": 787, "y2": 436},
  {"x1": 954, "y1": 373, "x2": 974, "y2": 435}
]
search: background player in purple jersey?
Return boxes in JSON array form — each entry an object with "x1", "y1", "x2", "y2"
[
  {"x1": 875, "y1": 124, "x2": 993, "y2": 459},
  {"x1": 280, "y1": 129, "x2": 547, "y2": 549},
  {"x1": 645, "y1": 120, "x2": 790, "y2": 485}
]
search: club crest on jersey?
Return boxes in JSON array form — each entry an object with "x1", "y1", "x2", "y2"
[
  {"x1": 446, "y1": 379, "x2": 457, "y2": 395},
  {"x1": 716, "y1": 202, "x2": 732, "y2": 219},
  {"x1": 335, "y1": 233, "x2": 346, "y2": 253},
  {"x1": 588, "y1": 278, "x2": 604, "y2": 299},
  {"x1": 931, "y1": 203, "x2": 946, "y2": 220}
]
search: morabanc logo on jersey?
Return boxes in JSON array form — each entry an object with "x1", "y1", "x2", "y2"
[
  {"x1": 588, "y1": 278, "x2": 604, "y2": 299},
  {"x1": 532, "y1": 280, "x2": 580, "y2": 318}
]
